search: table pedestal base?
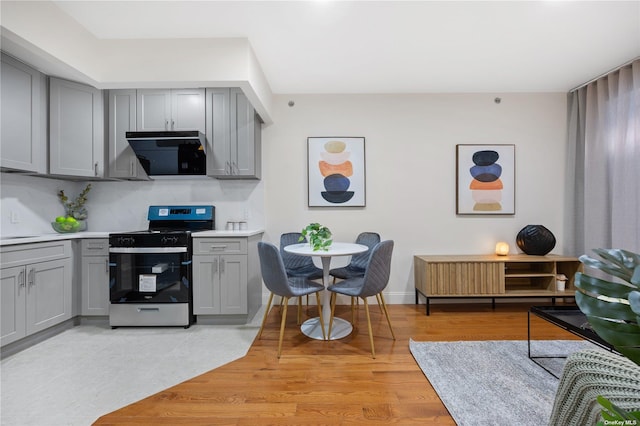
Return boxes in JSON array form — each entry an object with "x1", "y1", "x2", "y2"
[{"x1": 301, "y1": 317, "x2": 352, "y2": 340}]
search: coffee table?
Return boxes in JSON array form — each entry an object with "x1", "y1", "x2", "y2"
[{"x1": 528, "y1": 306, "x2": 616, "y2": 377}]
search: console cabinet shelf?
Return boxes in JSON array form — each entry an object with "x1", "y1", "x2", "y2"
[{"x1": 414, "y1": 254, "x2": 582, "y2": 315}]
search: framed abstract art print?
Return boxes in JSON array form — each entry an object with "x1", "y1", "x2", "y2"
[
  {"x1": 456, "y1": 144, "x2": 515, "y2": 215},
  {"x1": 307, "y1": 137, "x2": 366, "y2": 207}
]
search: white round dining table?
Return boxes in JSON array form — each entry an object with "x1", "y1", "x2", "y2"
[{"x1": 284, "y1": 242, "x2": 369, "y2": 340}]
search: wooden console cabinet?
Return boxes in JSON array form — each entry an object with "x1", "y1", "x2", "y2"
[{"x1": 414, "y1": 254, "x2": 582, "y2": 315}]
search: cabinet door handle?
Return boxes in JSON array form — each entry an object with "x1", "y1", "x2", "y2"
[
  {"x1": 220, "y1": 258, "x2": 225, "y2": 273},
  {"x1": 165, "y1": 119, "x2": 169, "y2": 130},
  {"x1": 28, "y1": 268, "x2": 35, "y2": 288},
  {"x1": 130, "y1": 159, "x2": 135, "y2": 176},
  {"x1": 171, "y1": 119, "x2": 175, "y2": 130},
  {"x1": 94, "y1": 162, "x2": 99, "y2": 176},
  {"x1": 213, "y1": 258, "x2": 218, "y2": 273},
  {"x1": 18, "y1": 269, "x2": 25, "y2": 291},
  {"x1": 105, "y1": 259, "x2": 109, "y2": 273}
]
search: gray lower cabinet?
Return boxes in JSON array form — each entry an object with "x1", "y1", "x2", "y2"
[
  {"x1": 49, "y1": 77, "x2": 104, "y2": 178},
  {"x1": 205, "y1": 88, "x2": 262, "y2": 179},
  {"x1": 0, "y1": 53, "x2": 47, "y2": 173},
  {"x1": 1, "y1": 241, "x2": 73, "y2": 347},
  {"x1": 80, "y1": 239, "x2": 110, "y2": 316},
  {"x1": 192, "y1": 234, "x2": 262, "y2": 322}
]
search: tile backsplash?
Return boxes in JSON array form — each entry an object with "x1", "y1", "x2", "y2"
[{"x1": 0, "y1": 173, "x2": 265, "y2": 236}]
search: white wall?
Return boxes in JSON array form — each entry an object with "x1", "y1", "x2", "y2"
[
  {"x1": 262, "y1": 93, "x2": 568, "y2": 303},
  {"x1": 1, "y1": 91, "x2": 568, "y2": 304}
]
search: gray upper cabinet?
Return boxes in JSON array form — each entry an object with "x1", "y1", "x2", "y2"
[
  {"x1": 205, "y1": 88, "x2": 230, "y2": 176},
  {"x1": 205, "y1": 88, "x2": 262, "y2": 179},
  {"x1": 0, "y1": 53, "x2": 47, "y2": 173},
  {"x1": 49, "y1": 77, "x2": 104, "y2": 178},
  {"x1": 136, "y1": 89, "x2": 205, "y2": 132},
  {"x1": 231, "y1": 88, "x2": 262, "y2": 179},
  {"x1": 107, "y1": 89, "x2": 148, "y2": 179}
]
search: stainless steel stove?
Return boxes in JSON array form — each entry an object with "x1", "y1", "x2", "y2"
[{"x1": 108, "y1": 205, "x2": 214, "y2": 328}]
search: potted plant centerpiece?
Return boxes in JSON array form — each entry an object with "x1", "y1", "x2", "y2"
[
  {"x1": 54, "y1": 183, "x2": 91, "y2": 232},
  {"x1": 300, "y1": 223, "x2": 332, "y2": 251}
]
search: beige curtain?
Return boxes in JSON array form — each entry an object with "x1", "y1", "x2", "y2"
[{"x1": 566, "y1": 59, "x2": 640, "y2": 256}]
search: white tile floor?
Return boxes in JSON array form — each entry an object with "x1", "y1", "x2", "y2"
[{"x1": 0, "y1": 312, "x2": 263, "y2": 426}]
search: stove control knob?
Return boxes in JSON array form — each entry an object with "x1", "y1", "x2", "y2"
[
  {"x1": 161, "y1": 236, "x2": 179, "y2": 245},
  {"x1": 117, "y1": 236, "x2": 135, "y2": 246}
]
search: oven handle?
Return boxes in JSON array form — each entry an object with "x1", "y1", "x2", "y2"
[{"x1": 109, "y1": 247, "x2": 188, "y2": 254}]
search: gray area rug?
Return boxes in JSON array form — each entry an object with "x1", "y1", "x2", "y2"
[{"x1": 409, "y1": 339, "x2": 597, "y2": 426}]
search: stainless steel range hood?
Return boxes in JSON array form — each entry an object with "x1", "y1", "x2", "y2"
[{"x1": 126, "y1": 131, "x2": 207, "y2": 178}]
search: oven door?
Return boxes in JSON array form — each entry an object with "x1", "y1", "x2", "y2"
[{"x1": 109, "y1": 247, "x2": 192, "y2": 303}]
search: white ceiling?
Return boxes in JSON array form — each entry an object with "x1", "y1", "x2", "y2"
[{"x1": 52, "y1": 0, "x2": 640, "y2": 94}]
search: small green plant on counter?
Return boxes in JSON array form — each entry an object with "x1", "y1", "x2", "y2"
[
  {"x1": 58, "y1": 183, "x2": 91, "y2": 220},
  {"x1": 300, "y1": 223, "x2": 332, "y2": 251}
]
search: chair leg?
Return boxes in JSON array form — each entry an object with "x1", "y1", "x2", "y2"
[
  {"x1": 351, "y1": 296, "x2": 356, "y2": 323},
  {"x1": 352, "y1": 296, "x2": 361, "y2": 319},
  {"x1": 315, "y1": 291, "x2": 327, "y2": 340},
  {"x1": 375, "y1": 293, "x2": 383, "y2": 313},
  {"x1": 328, "y1": 293, "x2": 337, "y2": 339},
  {"x1": 378, "y1": 292, "x2": 396, "y2": 340},
  {"x1": 277, "y1": 297, "x2": 289, "y2": 358},
  {"x1": 362, "y1": 297, "x2": 376, "y2": 359},
  {"x1": 258, "y1": 292, "x2": 274, "y2": 339}
]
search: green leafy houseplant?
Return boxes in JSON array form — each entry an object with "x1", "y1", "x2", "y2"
[
  {"x1": 58, "y1": 183, "x2": 91, "y2": 220},
  {"x1": 574, "y1": 248, "x2": 640, "y2": 424},
  {"x1": 299, "y1": 223, "x2": 332, "y2": 251}
]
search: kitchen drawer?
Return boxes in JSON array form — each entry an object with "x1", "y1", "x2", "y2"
[
  {"x1": 192, "y1": 238, "x2": 247, "y2": 255},
  {"x1": 81, "y1": 239, "x2": 109, "y2": 256},
  {"x1": 0, "y1": 241, "x2": 71, "y2": 268}
]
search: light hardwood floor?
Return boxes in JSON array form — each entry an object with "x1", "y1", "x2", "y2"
[{"x1": 93, "y1": 301, "x2": 578, "y2": 425}]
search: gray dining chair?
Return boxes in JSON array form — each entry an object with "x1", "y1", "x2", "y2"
[
  {"x1": 330, "y1": 232, "x2": 382, "y2": 316},
  {"x1": 280, "y1": 232, "x2": 323, "y2": 279},
  {"x1": 329, "y1": 232, "x2": 380, "y2": 282},
  {"x1": 280, "y1": 232, "x2": 323, "y2": 322},
  {"x1": 257, "y1": 242, "x2": 326, "y2": 358},
  {"x1": 327, "y1": 240, "x2": 395, "y2": 358}
]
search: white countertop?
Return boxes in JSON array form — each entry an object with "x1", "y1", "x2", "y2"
[
  {"x1": 0, "y1": 229, "x2": 264, "y2": 246},
  {"x1": 0, "y1": 232, "x2": 112, "y2": 246},
  {"x1": 193, "y1": 230, "x2": 264, "y2": 238}
]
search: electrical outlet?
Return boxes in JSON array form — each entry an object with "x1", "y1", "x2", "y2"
[{"x1": 10, "y1": 210, "x2": 20, "y2": 224}]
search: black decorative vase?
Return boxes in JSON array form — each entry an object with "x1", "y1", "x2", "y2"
[{"x1": 516, "y1": 225, "x2": 556, "y2": 255}]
